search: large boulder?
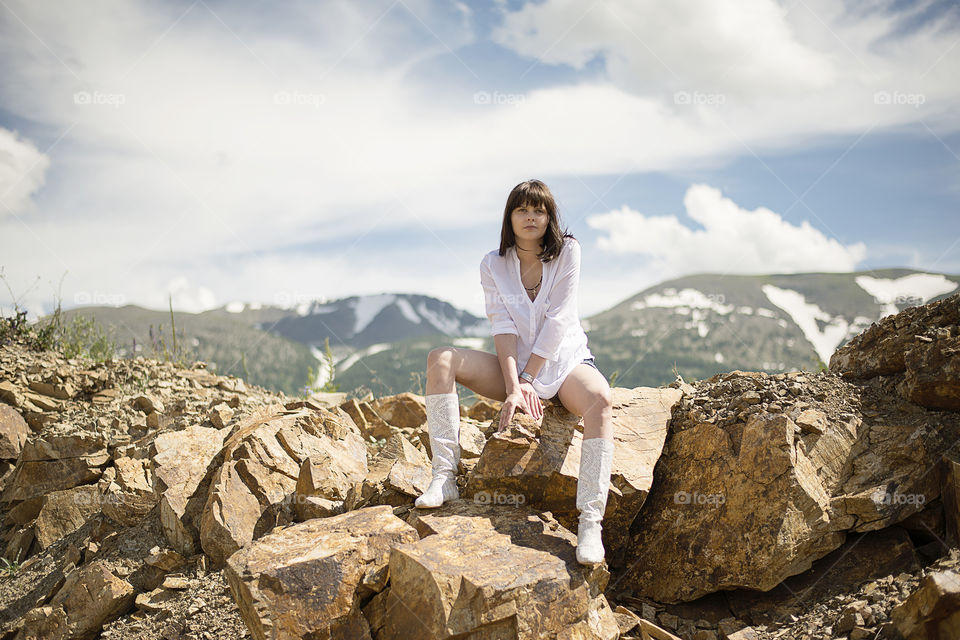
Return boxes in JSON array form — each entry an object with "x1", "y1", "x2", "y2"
[
  {"x1": 224, "y1": 505, "x2": 418, "y2": 640},
  {"x1": 892, "y1": 565, "x2": 960, "y2": 639},
  {"x1": 376, "y1": 499, "x2": 619, "y2": 639},
  {"x1": 200, "y1": 404, "x2": 367, "y2": 566},
  {"x1": 464, "y1": 387, "x2": 682, "y2": 556},
  {"x1": 347, "y1": 433, "x2": 431, "y2": 511},
  {"x1": 617, "y1": 368, "x2": 960, "y2": 603}
]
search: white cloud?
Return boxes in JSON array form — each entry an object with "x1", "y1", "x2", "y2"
[
  {"x1": 587, "y1": 183, "x2": 867, "y2": 274},
  {"x1": 0, "y1": 0, "x2": 955, "y2": 319},
  {"x1": 0, "y1": 128, "x2": 50, "y2": 217}
]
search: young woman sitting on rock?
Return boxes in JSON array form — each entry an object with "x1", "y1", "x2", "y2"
[{"x1": 414, "y1": 178, "x2": 615, "y2": 566}]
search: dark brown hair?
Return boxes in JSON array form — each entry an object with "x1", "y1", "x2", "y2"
[{"x1": 498, "y1": 179, "x2": 573, "y2": 262}]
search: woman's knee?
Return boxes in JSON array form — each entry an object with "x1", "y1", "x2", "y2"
[
  {"x1": 427, "y1": 347, "x2": 457, "y2": 376},
  {"x1": 585, "y1": 386, "x2": 613, "y2": 419}
]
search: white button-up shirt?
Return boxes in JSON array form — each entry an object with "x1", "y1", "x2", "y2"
[{"x1": 479, "y1": 236, "x2": 593, "y2": 399}]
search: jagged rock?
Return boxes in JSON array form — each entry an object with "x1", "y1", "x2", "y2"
[
  {"x1": 339, "y1": 398, "x2": 393, "y2": 441},
  {"x1": 200, "y1": 405, "x2": 365, "y2": 566},
  {"x1": 0, "y1": 403, "x2": 30, "y2": 459},
  {"x1": 348, "y1": 433, "x2": 430, "y2": 510},
  {"x1": 293, "y1": 422, "x2": 369, "y2": 520},
  {"x1": 464, "y1": 387, "x2": 683, "y2": 553},
  {"x1": 830, "y1": 292, "x2": 959, "y2": 409},
  {"x1": 370, "y1": 392, "x2": 426, "y2": 429},
  {"x1": 619, "y1": 367, "x2": 960, "y2": 603},
  {"x1": 132, "y1": 394, "x2": 164, "y2": 415},
  {"x1": 27, "y1": 380, "x2": 77, "y2": 400},
  {"x1": 224, "y1": 505, "x2": 418, "y2": 640},
  {"x1": 466, "y1": 398, "x2": 501, "y2": 421},
  {"x1": 2, "y1": 429, "x2": 110, "y2": 502},
  {"x1": 33, "y1": 484, "x2": 101, "y2": 549},
  {"x1": 209, "y1": 402, "x2": 234, "y2": 429},
  {"x1": 151, "y1": 423, "x2": 229, "y2": 556},
  {"x1": 381, "y1": 499, "x2": 619, "y2": 639},
  {"x1": 891, "y1": 566, "x2": 960, "y2": 639},
  {"x1": 144, "y1": 547, "x2": 186, "y2": 572},
  {"x1": 900, "y1": 334, "x2": 960, "y2": 410},
  {"x1": 99, "y1": 455, "x2": 156, "y2": 526},
  {"x1": 18, "y1": 559, "x2": 135, "y2": 640}
]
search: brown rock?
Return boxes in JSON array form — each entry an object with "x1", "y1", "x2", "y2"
[
  {"x1": 33, "y1": 484, "x2": 101, "y2": 549},
  {"x1": 900, "y1": 334, "x2": 960, "y2": 409},
  {"x1": 20, "y1": 559, "x2": 135, "y2": 639},
  {"x1": 349, "y1": 433, "x2": 430, "y2": 510},
  {"x1": 2, "y1": 430, "x2": 109, "y2": 502},
  {"x1": 200, "y1": 405, "x2": 366, "y2": 566},
  {"x1": 0, "y1": 402, "x2": 30, "y2": 459},
  {"x1": 891, "y1": 566, "x2": 960, "y2": 639},
  {"x1": 100, "y1": 455, "x2": 157, "y2": 526},
  {"x1": 466, "y1": 398, "x2": 501, "y2": 421},
  {"x1": 465, "y1": 387, "x2": 683, "y2": 557},
  {"x1": 370, "y1": 392, "x2": 426, "y2": 429},
  {"x1": 151, "y1": 423, "x2": 229, "y2": 556},
  {"x1": 224, "y1": 505, "x2": 417, "y2": 640},
  {"x1": 209, "y1": 402, "x2": 234, "y2": 429},
  {"x1": 386, "y1": 500, "x2": 618, "y2": 639}
]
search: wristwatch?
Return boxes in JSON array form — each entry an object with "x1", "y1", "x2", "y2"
[{"x1": 519, "y1": 371, "x2": 535, "y2": 384}]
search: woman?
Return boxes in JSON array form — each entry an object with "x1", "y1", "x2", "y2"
[{"x1": 414, "y1": 179, "x2": 615, "y2": 566}]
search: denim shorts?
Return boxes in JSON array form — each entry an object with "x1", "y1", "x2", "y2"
[{"x1": 580, "y1": 356, "x2": 599, "y2": 372}]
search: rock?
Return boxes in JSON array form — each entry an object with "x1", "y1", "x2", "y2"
[
  {"x1": 100, "y1": 455, "x2": 157, "y2": 526},
  {"x1": 144, "y1": 547, "x2": 186, "y2": 572},
  {"x1": 795, "y1": 408, "x2": 828, "y2": 434},
  {"x1": 224, "y1": 505, "x2": 417, "y2": 640},
  {"x1": 135, "y1": 586, "x2": 178, "y2": 613},
  {"x1": 33, "y1": 484, "x2": 101, "y2": 549},
  {"x1": 20, "y1": 559, "x2": 135, "y2": 640},
  {"x1": 151, "y1": 423, "x2": 229, "y2": 556},
  {"x1": 209, "y1": 403, "x2": 234, "y2": 429},
  {"x1": 464, "y1": 387, "x2": 682, "y2": 559},
  {"x1": 620, "y1": 370, "x2": 957, "y2": 603},
  {"x1": 613, "y1": 605, "x2": 641, "y2": 634},
  {"x1": 0, "y1": 403, "x2": 30, "y2": 459},
  {"x1": 383, "y1": 500, "x2": 618, "y2": 639},
  {"x1": 200, "y1": 405, "x2": 366, "y2": 566},
  {"x1": 639, "y1": 618, "x2": 682, "y2": 640},
  {"x1": 942, "y1": 457, "x2": 960, "y2": 545},
  {"x1": 349, "y1": 433, "x2": 429, "y2": 510},
  {"x1": 28, "y1": 380, "x2": 77, "y2": 400},
  {"x1": 370, "y1": 392, "x2": 426, "y2": 429},
  {"x1": 466, "y1": 398, "x2": 501, "y2": 421},
  {"x1": 132, "y1": 394, "x2": 165, "y2": 414},
  {"x1": 339, "y1": 398, "x2": 393, "y2": 441},
  {"x1": 891, "y1": 566, "x2": 960, "y2": 639},
  {"x1": 900, "y1": 334, "x2": 960, "y2": 410},
  {"x1": 293, "y1": 424, "x2": 369, "y2": 519},
  {"x1": 2, "y1": 429, "x2": 110, "y2": 502}
]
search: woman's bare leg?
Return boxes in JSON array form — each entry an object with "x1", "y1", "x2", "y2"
[
  {"x1": 556, "y1": 364, "x2": 613, "y2": 439},
  {"x1": 426, "y1": 347, "x2": 508, "y2": 401}
]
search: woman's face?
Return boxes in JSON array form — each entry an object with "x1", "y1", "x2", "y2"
[{"x1": 512, "y1": 202, "x2": 549, "y2": 242}]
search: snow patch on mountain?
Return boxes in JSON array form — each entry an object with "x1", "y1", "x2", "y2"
[
  {"x1": 761, "y1": 284, "x2": 850, "y2": 364},
  {"x1": 338, "y1": 343, "x2": 391, "y2": 372},
  {"x1": 855, "y1": 274, "x2": 957, "y2": 317},
  {"x1": 225, "y1": 301, "x2": 245, "y2": 313},
  {"x1": 352, "y1": 295, "x2": 397, "y2": 335},
  {"x1": 631, "y1": 288, "x2": 734, "y2": 315},
  {"x1": 395, "y1": 298, "x2": 422, "y2": 324},
  {"x1": 416, "y1": 301, "x2": 464, "y2": 335}
]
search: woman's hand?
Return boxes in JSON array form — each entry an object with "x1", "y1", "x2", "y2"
[{"x1": 498, "y1": 382, "x2": 543, "y2": 432}]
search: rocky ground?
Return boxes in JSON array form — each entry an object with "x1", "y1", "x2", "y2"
[{"x1": 0, "y1": 292, "x2": 957, "y2": 639}]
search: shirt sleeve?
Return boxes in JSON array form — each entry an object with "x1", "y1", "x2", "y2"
[
  {"x1": 531, "y1": 238, "x2": 581, "y2": 361},
  {"x1": 480, "y1": 255, "x2": 520, "y2": 337}
]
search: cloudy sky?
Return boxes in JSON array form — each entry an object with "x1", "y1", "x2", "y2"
[{"x1": 1, "y1": 0, "x2": 958, "y2": 322}]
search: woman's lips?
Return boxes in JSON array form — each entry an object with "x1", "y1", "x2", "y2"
[{"x1": 524, "y1": 225, "x2": 536, "y2": 229}]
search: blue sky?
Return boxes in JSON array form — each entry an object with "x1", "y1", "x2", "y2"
[{"x1": 0, "y1": 0, "x2": 958, "y2": 320}]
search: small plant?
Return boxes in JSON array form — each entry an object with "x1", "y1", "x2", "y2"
[
  {"x1": 302, "y1": 337, "x2": 340, "y2": 397},
  {"x1": 1, "y1": 549, "x2": 23, "y2": 578},
  {"x1": 608, "y1": 369, "x2": 620, "y2": 388},
  {"x1": 146, "y1": 295, "x2": 193, "y2": 368}
]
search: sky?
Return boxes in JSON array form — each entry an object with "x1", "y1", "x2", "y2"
[{"x1": 1, "y1": 0, "x2": 958, "y2": 322}]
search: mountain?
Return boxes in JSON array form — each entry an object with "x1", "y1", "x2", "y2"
[
  {"x1": 583, "y1": 268, "x2": 959, "y2": 389},
  {"x1": 40, "y1": 269, "x2": 959, "y2": 398}
]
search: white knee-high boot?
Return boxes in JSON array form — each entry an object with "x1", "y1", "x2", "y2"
[
  {"x1": 414, "y1": 392, "x2": 461, "y2": 508},
  {"x1": 576, "y1": 437, "x2": 614, "y2": 565}
]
